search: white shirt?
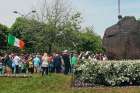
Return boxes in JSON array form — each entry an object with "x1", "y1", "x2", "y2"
[
  {"x1": 13, "y1": 56, "x2": 21, "y2": 65},
  {"x1": 41, "y1": 56, "x2": 48, "y2": 67}
]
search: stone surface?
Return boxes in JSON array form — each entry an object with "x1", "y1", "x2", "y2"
[{"x1": 103, "y1": 16, "x2": 140, "y2": 59}]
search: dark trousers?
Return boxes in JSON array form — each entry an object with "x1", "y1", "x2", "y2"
[
  {"x1": 64, "y1": 64, "x2": 70, "y2": 75},
  {"x1": 54, "y1": 65, "x2": 61, "y2": 73},
  {"x1": 28, "y1": 67, "x2": 34, "y2": 74},
  {"x1": 48, "y1": 63, "x2": 54, "y2": 72},
  {"x1": 16, "y1": 65, "x2": 19, "y2": 74},
  {"x1": 42, "y1": 67, "x2": 48, "y2": 76}
]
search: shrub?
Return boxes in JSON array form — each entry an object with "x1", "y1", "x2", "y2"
[{"x1": 74, "y1": 60, "x2": 140, "y2": 86}]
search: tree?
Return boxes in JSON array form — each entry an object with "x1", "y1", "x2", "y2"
[
  {"x1": 32, "y1": 0, "x2": 82, "y2": 53},
  {"x1": 10, "y1": 17, "x2": 46, "y2": 53},
  {"x1": 9, "y1": 0, "x2": 103, "y2": 54},
  {"x1": 0, "y1": 23, "x2": 9, "y2": 53},
  {"x1": 77, "y1": 26, "x2": 103, "y2": 53}
]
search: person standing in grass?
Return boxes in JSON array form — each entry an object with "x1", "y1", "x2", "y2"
[
  {"x1": 62, "y1": 50, "x2": 71, "y2": 75},
  {"x1": 24, "y1": 54, "x2": 30, "y2": 74},
  {"x1": 0, "y1": 55, "x2": 3, "y2": 75},
  {"x1": 53, "y1": 53, "x2": 62, "y2": 73},
  {"x1": 12, "y1": 54, "x2": 21, "y2": 74},
  {"x1": 41, "y1": 53, "x2": 49, "y2": 76},
  {"x1": 28, "y1": 55, "x2": 34, "y2": 74},
  {"x1": 70, "y1": 53, "x2": 78, "y2": 73},
  {"x1": 12, "y1": 59, "x2": 16, "y2": 74},
  {"x1": 48, "y1": 54, "x2": 54, "y2": 72},
  {"x1": 33, "y1": 55, "x2": 41, "y2": 73},
  {"x1": 2, "y1": 54, "x2": 12, "y2": 75},
  {"x1": 6, "y1": 54, "x2": 13, "y2": 75}
]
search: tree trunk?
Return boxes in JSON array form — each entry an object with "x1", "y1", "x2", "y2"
[{"x1": 48, "y1": 44, "x2": 52, "y2": 54}]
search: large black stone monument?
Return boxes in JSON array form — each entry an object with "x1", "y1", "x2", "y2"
[{"x1": 103, "y1": 16, "x2": 140, "y2": 59}]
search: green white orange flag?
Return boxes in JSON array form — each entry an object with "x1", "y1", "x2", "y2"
[{"x1": 8, "y1": 34, "x2": 25, "y2": 48}]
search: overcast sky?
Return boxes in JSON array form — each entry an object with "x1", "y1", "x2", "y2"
[{"x1": 0, "y1": 0, "x2": 140, "y2": 37}]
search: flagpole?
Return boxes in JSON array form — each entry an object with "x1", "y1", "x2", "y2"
[
  {"x1": 118, "y1": 0, "x2": 122, "y2": 20},
  {"x1": 118, "y1": 0, "x2": 120, "y2": 15}
]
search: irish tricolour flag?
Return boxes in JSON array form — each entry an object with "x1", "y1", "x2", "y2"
[{"x1": 8, "y1": 34, "x2": 25, "y2": 48}]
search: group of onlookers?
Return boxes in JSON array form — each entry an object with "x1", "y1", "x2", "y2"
[
  {"x1": 0, "y1": 50, "x2": 79, "y2": 76},
  {"x1": 0, "y1": 50, "x2": 107, "y2": 76},
  {"x1": 79, "y1": 51, "x2": 108, "y2": 61}
]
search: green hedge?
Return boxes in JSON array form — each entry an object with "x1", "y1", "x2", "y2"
[{"x1": 74, "y1": 60, "x2": 140, "y2": 86}]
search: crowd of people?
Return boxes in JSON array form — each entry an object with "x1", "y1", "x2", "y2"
[
  {"x1": 0, "y1": 50, "x2": 79, "y2": 76},
  {"x1": 79, "y1": 51, "x2": 108, "y2": 61},
  {"x1": 0, "y1": 50, "x2": 107, "y2": 76}
]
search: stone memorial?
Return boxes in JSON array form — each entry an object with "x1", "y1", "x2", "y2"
[{"x1": 103, "y1": 16, "x2": 140, "y2": 59}]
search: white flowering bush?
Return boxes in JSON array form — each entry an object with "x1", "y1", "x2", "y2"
[{"x1": 74, "y1": 60, "x2": 140, "y2": 86}]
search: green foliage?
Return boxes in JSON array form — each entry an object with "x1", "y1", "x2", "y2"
[
  {"x1": 75, "y1": 60, "x2": 140, "y2": 86},
  {"x1": 9, "y1": 17, "x2": 46, "y2": 53},
  {"x1": 2, "y1": 0, "x2": 103, "y2": 53},
  {"x1": 0, "y1": 23, "x2": 9, "y2": 52},
  {"x1": 8, "y1": 16, "x2": 103, "y2": 53},
  {"x1": 0, "y1": 23, "x2": 9, "y2": 34},
  {"x1": 0, "y1": 74, "x2": 71, "y2": 93},
  {"x1": 77, "y1": 27, "x2": 103, "y2": 53},
  {"x1": 0, "y1": 74, "x2": 140, "y2": 93}
]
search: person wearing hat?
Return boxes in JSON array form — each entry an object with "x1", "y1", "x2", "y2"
[{"x1": 61, "y1": 50, "x2": 70, "y2": 75}]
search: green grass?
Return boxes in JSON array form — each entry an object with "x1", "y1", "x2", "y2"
[{"x1": 0, "y1": 74, "x2": 140, "y2": 93}]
